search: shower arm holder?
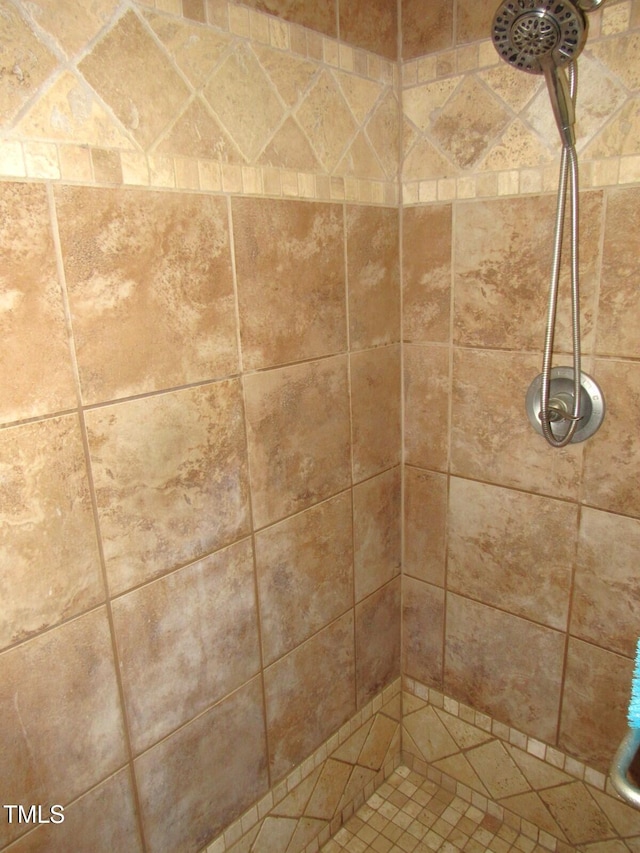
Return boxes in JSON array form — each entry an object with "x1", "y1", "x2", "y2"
[{"x1": 610, "y1": 728, "x2": 640, "y2": 809}]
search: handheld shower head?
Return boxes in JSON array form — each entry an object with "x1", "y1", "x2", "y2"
[{"x1": 491, "y1": 0, "x2": 588, "y2": 146}]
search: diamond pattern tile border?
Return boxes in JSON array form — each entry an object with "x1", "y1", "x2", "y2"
[{"x1": 402, "y1": 679, "x2": 640, "y2": 851}]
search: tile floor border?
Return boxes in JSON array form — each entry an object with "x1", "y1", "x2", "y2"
[
  {"x1": 402, "y1": 678, "x2": 640, "y2": 851},
  {"x1": 204, "y1": 678, "x2": 403, "y2": 853}
]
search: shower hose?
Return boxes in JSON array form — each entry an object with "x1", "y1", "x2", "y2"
[{"x1": 539, "y1": 62, "x2": 582, "y2": 448}]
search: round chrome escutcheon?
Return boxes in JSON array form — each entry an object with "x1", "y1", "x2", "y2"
[{"x1": 525, "y1": 366, "x2": 605, "y2": 443}]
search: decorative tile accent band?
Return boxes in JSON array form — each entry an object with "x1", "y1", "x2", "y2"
[
  {"x1": 402, "y1": 678, "x2": 640, "y2": 850},
  {"x1": 204, "y1": 679, "x2": 402, "y2": 853},
  {"x1": 0, "y1": 0, "x2": 399, "y2": 205},
  {"x1": 400, "y1": 0, "x2": 640, "y2": 202}
]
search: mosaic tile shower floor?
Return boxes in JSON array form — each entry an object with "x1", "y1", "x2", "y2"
[{"x1": 321, "y1": 767, "x2": 573, "y2": 853}]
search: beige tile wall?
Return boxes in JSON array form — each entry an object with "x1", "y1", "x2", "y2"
[
  {"x1": 3, "y1": 0, "x2": 640, "y2": 850},
  {"x1": 402, "y1": 0, "x2": 640, "y2": 784},
  {"x1": 0, "y1": 1, "x2": 402, "y2": 850}
]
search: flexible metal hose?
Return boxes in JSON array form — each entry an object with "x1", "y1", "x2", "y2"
[{"x1": 539, "y1": 62, "x2": 582, "y2": 447}]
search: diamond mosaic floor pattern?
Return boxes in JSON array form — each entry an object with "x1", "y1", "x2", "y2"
[{"x1": 321, "y1": 767, "x2": 573, "y2": 853}]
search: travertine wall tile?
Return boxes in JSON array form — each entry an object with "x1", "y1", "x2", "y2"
[
  {"x1": 0, "y1": 416, "x2": 103, "y2": 651},
  {"x1": 113, "y1": 538, "x2": 261, "y2": 753},
  {"x1": 0, "y1": 609, "x2": 128, "y2": 849},
  {"x1": 255, "y1": 493, "x2": 354, "y2": 665},
  {"x1": 86, "y1": 380, "x2": 252, "y2": 594},
  {"x1": 0, "y1": 182, "x2": 76, "y2": 422}
]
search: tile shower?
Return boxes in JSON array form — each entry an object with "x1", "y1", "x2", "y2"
[{"x1": 1, "y1": 1, "x2": 640, "y2": 852}]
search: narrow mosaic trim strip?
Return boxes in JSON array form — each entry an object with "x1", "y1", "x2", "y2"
[
  {"x1": 203, "y1": 678, "x2": 402, "y2": 853},
  {"x1": 0, "y1": 142, "x2": 398, "y2": 207},
  {"x1": 401, "y1": 156, "x2": 640, "y2": 205}
]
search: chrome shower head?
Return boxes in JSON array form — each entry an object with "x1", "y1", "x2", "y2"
[
  {"x1": 492, "y1": 0, "x2": 587, "y2": 74},
  {"x1": 491, "y1": 0, "x2": 589, "y2": 147}
]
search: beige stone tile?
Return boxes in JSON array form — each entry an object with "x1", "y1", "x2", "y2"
[
  {"x1": 296, "y1": 70, "x2": 359, "y2": 172},
  {"x1": 90, "y1": 147, "x2": 122, "y2": 184},
  {"x1": 232, "y1": 197, "x2": 346, "y2": 370},
  {"x1": 482, "y1": 119, "x2": 553, "y2": 172},
  {"x1": 585, "y1": 96, "x2": 640, "y2": 160},
  {"x1": 358, "y1": 712, "x2": 400, "y2": 771},
  {"x1": 203, "y1": 42, "x2": 285, "y2": 162},
  {"x1": 337, "y1": 72, "x2": 385, "y2": 124},
  {"x1": 402, "y1": 203, "x2": 451, "y2": 344},
  {"x1": 0, "y1": 415, "x2": 103, "y2": 652},
  {"x1": 571, "y1": 507, "x2": 640, "y2": 656},
  {"x1": 456, "y1": 0, "x2": 495, "y2": 45},
  {"x1": 287, "y1": 816, "x2": 326, "y2": 851},
  {"x1": 86, "y1": 380, "x2": 251, "y2": 595},
  {"x1": 540, "y1": 781, "x2": 616, "y2": 845},
  {"x1": 403, "y1": 703, "x2": 454, "y2": 764},
  {"x1": 113, "y1": 539, "x2": 260, "y2": 753},
  {"x1": 445, "y1": 594, "x2": 565, "y2": 743},
  {"x1": 264, "y1": 613, "x2": 356, "y2": 782},
  {"x1": 401, "y1": 0, "x2": 453, "y2": 61},
  {"x1": 0, "y1": 0, "x2": 59, "y2": 125},
  {"x1": 588, "y1": 32, "x2": 640, "y2": 93},
  {"x1": 135, "y1": 677, "x2": 269, "y2": 853},
  {"x1": 447, "y1": 478, "x2": 575, "y2": 631},
  {"x1": 432, "y1": 78, "x2": 510, "y2": 171},
  {"x1": 590, "y1": 785, "x2": 640, "y2": 839},
  {"x1": 433, "y1": 752, "x2": 490, "y2": 796},
  {"x1": 21, "y1": 0, "x2": 119, "y2": 58},
  {"x1": 254, "y1": 43, "x2": 318, "y2": 109},
  {"x1": 453, "y1": 194, "x2": 602, "y2": 354},
  {"x1": 255, "y1": 493, "x2": 354, "y2": 666},
  {"x1": 402, "y1": 577, "x2": 444, "y2": 688},
  {"x1": 307, "y1": 758, "x2": 354, "y2": 820},
  {"x1": 251, "y1": 815, "x2": 298, "y2": 851},
  {"x1": 335, "y1": 130, "x2": 387, "y2": 181},
  {"x1": 353, "y1": 467, "x2": 401, "y2": 602},
  {"x1": 4, "y1": 769, "x2": 143, "y2": 853},
  {"x1": 434, "y1": 708, "x2": 492, "y2": 750},
  {"x1": 351, "y1": 345, "x2": 401, "y2": 482},
  {"x1": 243, "y1": 356, "x2": 351, "y2": 529},
  {"x1": 403, "y1": 467, "x2": 447, "y2": 587},
  {"x1": 479, "y1": 63, "x2": 541, "y2": 115},
  {"x1": 505, "y1": 744, "x2": 571, "y2": 790},
  {"x1": 0, "y1": 609, "x2": 127, "y2": 848},
  {"x1": 56, "y1": 186, "x2": 238, "y2": 404},
  {"x1": 404, "y1": 344, "x2": 449, "y2": 472},
  {"x1": 79, "y1": 10, "x2": 190, "y2": 150},
  {"x1": 183, "y1": 0, "x2": 206, "y2": 23},
  {"x1": 259, "y1": 116, "x2": 321, "y2": 170},
  {"x1": 597, "y1": 186, "x2": 640, "y2": 358},
  {"x1": 559, "y1": 638, "x2": 632, "y2": 773},
  {"x1": 466, "y1": 741, "x2": 530, "y2": 801},
  {"x1": 498, "y1": 791, "x2": 568, "y2": 842},
  {"x1": 16, "y1": 71, "x2": 134, "y2": 148},
  {"x1": 563, "y1": 53, "x2": 628, "y2": 150},
  {"x1": 451, "y1": 348, "x2": 583, "y2": 499},
  {"x1": 347, "y1": 205, "x2": 400, "y2": 349},
  {"x1": 403, "y1": 79, "x2": 459, "y2": 136},
  {"x1": 339, "y1": 0, "x2": 397, "y2": 61},
  {"x1": 356, "y1": 578, "x2": 401, "y2": 708},
  {"x1": 582, "y1": 359, "x2": 640, "y2": 517},
  {"x1": 144, "y1": 10, "x2": 231, "y2": 89},
  {"x1": 157, "y1": 97, "x2": 243, "y2": 161},
  {"x1": 239, "y1": 0, "x2": 337, "y2": 38},
  {"x1": 366, "y1": 90, "x2": 401, "y2": 180},
  {"x1": 0, "y1": 182, "x2": 76, "y2": 423}
]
